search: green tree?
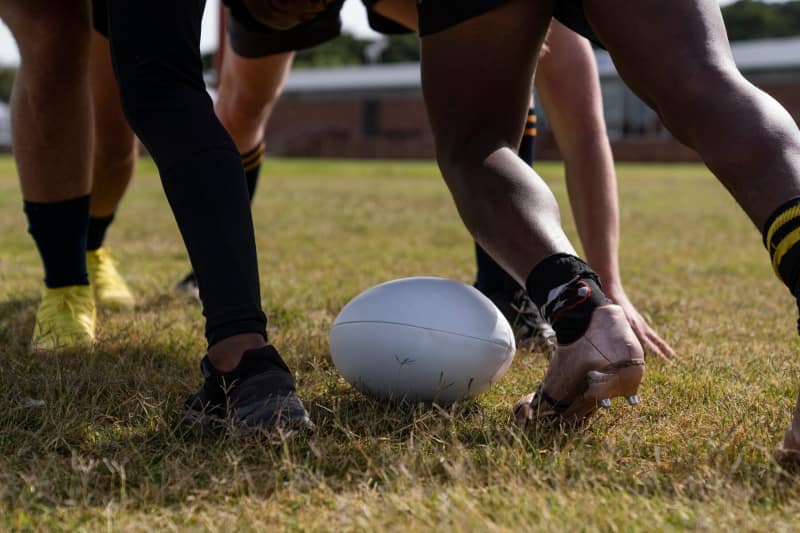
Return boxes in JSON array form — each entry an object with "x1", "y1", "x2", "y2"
[
  {"x1": 379, "y1": 34, "x2": 420, "y2": 63},
  {"x1": 293, "y1": 33, "x2": 371, "y2": 68},
  {"x1": 0, "y1": 67, "x2": 16, "y2": 103},
  {"x1": 722, "y1": 0, "x2": 800, "y2": 41}
]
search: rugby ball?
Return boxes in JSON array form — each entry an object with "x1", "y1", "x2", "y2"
[{"x1": 329, "y1": 277, "x2": 516, "y2": 404}]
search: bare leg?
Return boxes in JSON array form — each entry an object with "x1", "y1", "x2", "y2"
[
  {"x1": 2, "y1": 0, "x2": 93, "y2": 203},
  {"x1": 420, "y1": 0, "x2": 575, "y2": 284},
  {"x1": 215, "y1": 38, "x2": 294, "y2": 152},
  {"x1": 421, "y1": 0, "x2": 645, "y2": 422},
  {"x1": 583, "y1": 0, "x2": 800, "y2": 228},
  {"x1": 173, "y1": 41, "x2": 295, "y2": 299},
  {"x1": 583, "y1": 0, "x2": 800, "y2": 451},
  {"x1": 1, "y1": 0, "x2": 97, "y2": 350},
  {"x1": 89, "y1": 31, "x2": 137, "y2": 218}
]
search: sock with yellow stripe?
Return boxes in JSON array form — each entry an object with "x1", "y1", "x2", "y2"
[
  {"x1": 241, "y1": 142, "x2": 265, "y2": 203},
  {"x1": 519, "y1": 106, "x2": 537, "y2": 166},
  {"x1": 763, "y1": 197, "x2": 800, "y2": 332}
]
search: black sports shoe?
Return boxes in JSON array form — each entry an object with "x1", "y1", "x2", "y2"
[
  {"x1": 184, "y1": 345, "x2": 313, "y2": 434},
  {"x1": 174, "y1": 271, "x2": 200, "y2": 301},
  {"x1": 485, "y1": 288, "x2": 556, "y2": 351}
]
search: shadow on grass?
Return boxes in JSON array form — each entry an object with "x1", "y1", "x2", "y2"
[{"x1": 0, "y1": 297, "x2": 37, "y2": 352}]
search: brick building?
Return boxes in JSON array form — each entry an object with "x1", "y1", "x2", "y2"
[{"x1": 265, "y1": 36, "x2": 800, "y2": 162}]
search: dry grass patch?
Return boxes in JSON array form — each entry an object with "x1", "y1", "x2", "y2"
[{"x1": 1, "y1": 157, "x2": 798, "y2": 530}]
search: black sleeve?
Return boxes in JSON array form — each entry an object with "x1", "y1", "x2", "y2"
[{"x1": 105, "y1": 0, "x2": 268, "y2": 346}]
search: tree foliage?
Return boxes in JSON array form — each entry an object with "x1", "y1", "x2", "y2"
[
  {"x1": 0, "y1": 67, "x2": 15, "y2": 103},
  {"x1": 722, "y1": 0, "x2": 800, "y2": 41},
  {"x1": 293, "y1": 32, "x2": 419, "y2": 68},
  {"x1": 293, "y1": 33, "x2": 372, "y2": 68},
  {"x1": 378, "y1": 34, "x2": 420, "y2": 64}
]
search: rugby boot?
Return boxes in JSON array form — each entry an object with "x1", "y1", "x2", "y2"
[
  {"x1": 174, "y1": 270, "x2": 200, "y2": 301},
  {"x1": 87, "y1": 247, "x2": 135, "y2": 310},
  {"x1": 775, "y1": 390, "x2": 800, "y2": 464},
  {"x1": 184, "y1": 344, "x2": 313, "y2": 435},
  {"x1": 30, "y1": 285, "x2": 96, "y2": 352},
  {"x1": 486, "y1": 288, "x2": 556, "y2": 352},
  {"x1": 513, "y1": 304, "x2": 644, "y2": 425}
]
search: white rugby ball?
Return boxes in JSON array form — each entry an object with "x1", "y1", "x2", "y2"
[{"x1": 329, "y1": 277, "x2": 516, "y2": 404}]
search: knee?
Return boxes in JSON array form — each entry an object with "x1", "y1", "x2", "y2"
[
  {"x1": 10, "y1": 5, "x2": 91, "y2": 75},
  {"x1": 650, "y1": 64, "x2": 742, "y2": 136},
  {"x1": 95, "y1": 126, "x2": 137, "y2": 169},
  {"x1": 216, "y1": 83, "x2": 279, "y2": 137}
]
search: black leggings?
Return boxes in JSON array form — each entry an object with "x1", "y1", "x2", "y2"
[{"x1": 102, "y1": 0, "x2": 267, "y2": 346}]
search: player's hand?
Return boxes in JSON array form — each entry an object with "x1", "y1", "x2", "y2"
[
  {"x1": 605, "y1": 285, "x2": 676, "y2": 360},
  {"x1": 244, "y1": 0, "x2": 332, "y2": 30}
]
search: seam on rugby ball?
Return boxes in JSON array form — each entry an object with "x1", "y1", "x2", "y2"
[{"x1": 331, "y1": 320, "x2": 514, "y2": 349}]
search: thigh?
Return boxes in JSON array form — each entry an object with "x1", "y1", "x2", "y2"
[
  {"x1": 0, "y1": 0, "x2": 90, "y2": 57},
  {"x1": 220, "y1": 41, "x2": 294, "y2": 105},
  {"x1": 420, "y1": 0, "x2": 553, "y2": 155},
  {"x1": 582, "y1": 0, "x2": 737, "y2": 106}
]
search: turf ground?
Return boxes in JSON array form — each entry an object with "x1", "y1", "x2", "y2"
[{"x1": 1, "y1": 156, "x2": 799, "y2": 531}]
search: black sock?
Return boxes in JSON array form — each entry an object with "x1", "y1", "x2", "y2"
[
  {"x1": 518, "y1": 106, "x2": 537, "y2": 166},
  {"x1": 24, "y1": 195, "x2": 91, "y2": 288},
  {"x1": 474, "y1": 243, "x2": 508, "y2": 294},
  {"x1": 474, "y1": 243, "x2": 522, "y2": 299},
  {"x1": 241, "y1": 142, "x2": 265, "y2": 204},
  {"x1": 86, "y1": 213, "x2": 115, "y2": 251},
  {"x1": 525, "y1": 253, "x2": 608, "y2": 344},
  {"x1": 762, "y1": 196, "x2": 800, "y2": 333}
]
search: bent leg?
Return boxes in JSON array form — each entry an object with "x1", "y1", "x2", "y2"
[
  {"x1": 107, "y1": 0, "x2": 266, "y2": 361},
  {"x1": 215, "y1": 41, "x2": 294, "y2": 153},
  {"x1": 422, "y1": 1, "x2": 645, "y2": 423},
  {"x1": 420, "y1": 0, "x2": 573, "y2": 284},
  {"x1": 584, "y1": 0, "x2": 800, "y2": 450},
  {"x1": 173, "y1": 41, "x2": 294, "y2": 299},
  {"x1": 583, "y1": 0, "x2": 800, "y2": 227}
]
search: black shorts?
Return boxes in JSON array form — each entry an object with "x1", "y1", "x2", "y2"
[
  {"x1": 417, "y1": 0, "x2": 601, "y2": 46},
  {"x1": 92, "y1": 0, "x2": 109, "y2": 36},
  {"x1": 364, "y1": 0, "x2": 412, "y2": 35},
  {"x1": 227, "y1": 0, "x2": 346, "y2": 58},
  {"x1": 226, "y1": 0, "x2": 412, "y2": 58}
]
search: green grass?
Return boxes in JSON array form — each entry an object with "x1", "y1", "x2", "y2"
[{"x1": 1, "y1": 157, "x2": 799, "y2": 531}]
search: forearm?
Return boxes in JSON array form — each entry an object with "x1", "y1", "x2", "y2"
[
  {"x1": 534, "y1": 22, "x2": 622, "y2": 290},
  {"x1": 563, "y1": 138, "x2": 622, "y2": 290}
]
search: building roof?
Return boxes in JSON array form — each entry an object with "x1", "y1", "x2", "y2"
[
  {"x1": 283, "y1": 36, "x2": 800, "y2": 94},
  {"x1": 284, "y1": 62, "x2": 421, "y2": 94},
  {"x1": 595, "y1": 36, "x2": 800, "y2": 79}
]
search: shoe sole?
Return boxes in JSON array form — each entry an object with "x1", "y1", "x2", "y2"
[
  {"x1": 514, "y1": 361, "x2": 644, "y2": 426},
  {"x1": 563, "y1": 361, "x2": 645, "y2": 419}
]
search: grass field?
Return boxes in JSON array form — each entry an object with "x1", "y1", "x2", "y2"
[{"x1": 1, "y1": 156, "x2": 799, "y2": 531}]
